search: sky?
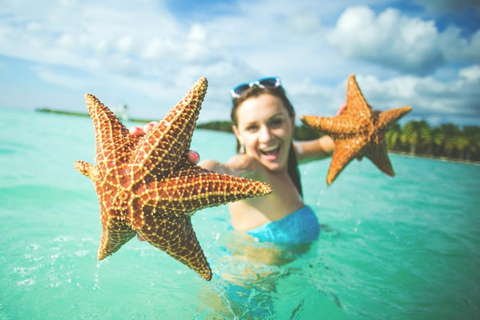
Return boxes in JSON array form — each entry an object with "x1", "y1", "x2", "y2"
[{"x1": 1, "y1": 0, "x2": 480, "y2": 127}]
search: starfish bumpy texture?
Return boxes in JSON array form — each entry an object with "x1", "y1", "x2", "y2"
[
  {"x1": 75, "y1": 77, "x2": 272, "y2": 281},
  {"x1": 301, "y1": 74, "x2": 412, "y2": 185}
]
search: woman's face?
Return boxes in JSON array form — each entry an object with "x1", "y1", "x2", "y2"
[{"x1": 233, "y1": 94, "x2": 295, "y2": 172}]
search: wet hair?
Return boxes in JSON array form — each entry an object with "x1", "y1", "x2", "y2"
[{"x1": 231, "y1": 85, "x2": 303, "y2": 198}]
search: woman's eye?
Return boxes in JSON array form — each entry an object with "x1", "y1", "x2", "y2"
[
  {"x1": 246, "y1": 125, "x2": 258, "y2": 131},
  {"x1": 270, "y1": 118, "x2": 284, "y2": 127}
]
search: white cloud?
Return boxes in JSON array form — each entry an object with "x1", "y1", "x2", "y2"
[
  {"x1": 328, "y1": 6, "x2": 480, "y2": 75},
  {"x1": 141, "y1": 38, "x2": 176, "y2": 60},
  {"x1": 0, "y1": 1, "x2": 380, "y2": 92},
  {"x1": 34, "y1": 65, "x2": 91, "y2": 89},
  {"x1": 438, "y1": 27, "x2": 480, "y2": 64},
  {"x1": 352, "y1": 70, "x2": 480, "y2": 117},
  {"x1": 288, "y1": 68, "x2": 480, "y2": 127},
  {"x1": 116, "y1": 36, "x2": 134, "y2": 53},
  {"x1": 56, "y1": 34, "x2": 76, "y2": 48},
  {"x1": 328, "y1": 6, "x2": 444, "y2": 74},
  {"x1": 459, "y1": 64, "x2": 480, "y2": 81},
  {"x1": 188, "y1": 24, "x2": 207, "y2": 42},
  {"x1": 0, "y1": 0, "x2": 479, "y2": 125}
]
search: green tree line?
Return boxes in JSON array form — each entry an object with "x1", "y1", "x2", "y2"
[
  {"x1": 197, "y1": 120, "x2": 480, "y2": 162},
  {"x1": 387, "y1": 121, "x2": 480, "y2": 162}
]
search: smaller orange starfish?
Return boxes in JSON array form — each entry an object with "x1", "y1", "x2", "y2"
[{"x1": 300, "y1": 74, "x2": 412, "y2": 185}]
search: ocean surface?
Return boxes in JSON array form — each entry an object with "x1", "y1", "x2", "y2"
[{"x1": 1, "y1": 107, "x2": 479, "y2": 319}]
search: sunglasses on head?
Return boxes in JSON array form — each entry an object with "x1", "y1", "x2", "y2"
[{"x1": 230, "y1": 77, "x2": 282, "y2": 99}]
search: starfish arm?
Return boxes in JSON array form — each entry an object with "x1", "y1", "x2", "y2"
[
  {"x1": 377, "y1": 106, "x2": 412, "y2": 131},
  {"x1": 300, "y1": 115, "x2": 369, "y2": 135},
  {"x1": 136, "y1": 214, "x2": 212, "y2": 281},
  {"x1": 85, "y1": 94, "x2": 140, "y2": 172},
  {"x1": 362, "y1": 140, "x2": 395, "y2": 177},
  {"x1": 343, "y1": 74, "x2": 372, "y2": 122},
  {"x1": 167, "y1": 165, "x2": 272, "y2": 213},
  {"x1": 97, "y1": 216, "x2": 137, "y2": 260},
  {"x1": 74, "y1": 160, "x2": 98, "y2": 181},
  {"x1": 327, "y1": 136, "x2": 369, "y2": 185},
  {"x1": 133, "y1": 78, "x2": 208, "y2": 178},
  {"x1": 131, "y1": 162, "x2": 272, "y2": 217}
]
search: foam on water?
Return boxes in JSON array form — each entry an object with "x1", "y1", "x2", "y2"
[{"x1": 1, "y1": 108, "x2": 479, "y2": 319}]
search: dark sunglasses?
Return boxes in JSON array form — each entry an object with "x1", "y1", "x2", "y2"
[{"x1": 230, "y1": 77, "x2": 282, "y2": 99}]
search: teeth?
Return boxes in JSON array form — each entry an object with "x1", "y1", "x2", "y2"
[{"x1": 262, "y1": 145, "x2": 279, "y2": 152}]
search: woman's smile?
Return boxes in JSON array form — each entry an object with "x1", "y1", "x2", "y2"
[{"x1": 259, "y1": 144, "x2": 281, "y2": 161}]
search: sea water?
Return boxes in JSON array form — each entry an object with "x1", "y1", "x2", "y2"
[{"x1": 0, "y1": 107, "x2": 479, "y2": 319}]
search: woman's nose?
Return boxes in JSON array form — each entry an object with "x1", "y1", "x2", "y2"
[{"x1": 259, "y1": 125, "x2": 273, "y2": 142}]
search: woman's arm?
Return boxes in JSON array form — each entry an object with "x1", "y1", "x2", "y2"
[
  {"x1": 198, "y1": 159, "x2": 229, "y2": 174},
  {"x1": 293, "y1": 104, "x2": 347, "y2": 163},
  {"x1": 294, "y1": 136, "x2": 334, "y2": 163},
  {"x1": 199, "y1": 154, "x2": 260, "y2": 180},
  {"x1": 294, "y1": 104, "x2": 346, "y2": 163}
]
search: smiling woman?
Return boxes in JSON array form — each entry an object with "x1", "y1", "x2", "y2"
[
  {"x1": 199, "y1": 77, "x2": 337, "y2": 237},
  {"x1": 185, "y1": 77, "x2": 340, "y2": 316},
  {"x1": 127, "y1": 76, "x2": 340, "y2": 315}
]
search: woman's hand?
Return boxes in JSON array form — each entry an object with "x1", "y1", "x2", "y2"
[
  {"x1": 130, "y1": 121, "x2": 200, "y2": 241},
  {"x1": 336, "y1": 103, "x2": 347, "y2": 116}
]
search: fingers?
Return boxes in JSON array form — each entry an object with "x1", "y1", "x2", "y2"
[
  {"x1": 129, "y1": 122, "x2": 158, "y2": 136},
  {"x1": 129, "y1": 126, "x2": 143, "y2": 135},
  {"x1": 188, "y1": 150, "x2": 200, "y2": 164},
  {"x1": 336, "y1": 103, "x2": 347, "y2": 116},
  {"x1": 143, "y1": 121, "x2": 157, "y2": 134}
]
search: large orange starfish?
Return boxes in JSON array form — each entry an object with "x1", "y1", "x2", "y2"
[
  {"x1": 74, "y1": 77, "x2": 272, "y2": 281},
  {"x1": 301, "y1": 74, "x2": 412, "y2": 185}
]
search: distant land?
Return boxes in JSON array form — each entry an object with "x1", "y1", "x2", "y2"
[
  {"x1": 35, "y1": 107, "x2": 480, "y2": 163},
  {"x1": 35, "y1": 108, "x2": 324, "y2": 141},
  {"x1": 36, "y1": 107, "x2": 156, "y2": 124}
]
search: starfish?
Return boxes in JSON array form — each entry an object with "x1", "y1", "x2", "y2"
[
  {"x1": 300, "y1": 74, "x2": 412, "y2": 185},
  {"x1": 74, "y1": 77, "x2": 272, "y2": 281}
]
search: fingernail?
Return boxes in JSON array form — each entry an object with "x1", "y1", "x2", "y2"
[
  {"x1": 191, "y1": 151, "x2": 200, "y2": 163},
  {"x1": 129, "y1": 127, "x2": 140, "y2": 135}
]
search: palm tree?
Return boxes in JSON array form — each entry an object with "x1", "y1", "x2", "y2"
[
  {"x1": 431, "y1": 127, "x2": 444, "y2": 157},
  {"x1": 435, "y1": 124, "x2": 460, "y2": 158},
  {"x1": 386, "y1": 123, "x2": 402, "y2": 151},
  {"x1": 401, "y1": 120, "x2": 431, "y2": 156},
  {"x1": 458, "y1": 126, "x2": 480, "y2": 161}
]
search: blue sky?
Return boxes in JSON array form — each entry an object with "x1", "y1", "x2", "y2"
[{"x1": 1, "y1": 0, "x2": 479, "y2": 126}]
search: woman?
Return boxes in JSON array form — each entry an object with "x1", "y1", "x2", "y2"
[
  {"x1": 131, "y1": 77, "x2": 338, "y2": 248},
  {"x1": 131, "y1": 77, "x2": 340, "y2": 317}
]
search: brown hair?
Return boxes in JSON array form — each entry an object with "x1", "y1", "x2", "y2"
[{"x1": 231, "y1": 85, "x2": 303, "y2": 198}]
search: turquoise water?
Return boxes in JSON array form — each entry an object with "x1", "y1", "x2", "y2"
[{"x1": 1, "y1": 107, "x2": 479, "y2": 319}]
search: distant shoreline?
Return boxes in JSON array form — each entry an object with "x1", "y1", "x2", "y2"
[
  {"x1": 36, "y1": 107, "x2": 480, "y2": 166},
  {"x1": 35, "y1": 107, "x2": 154, "y2": 124},
  {"x1": 390, "y1": 150, "x2": 480, "y2": 166}
]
